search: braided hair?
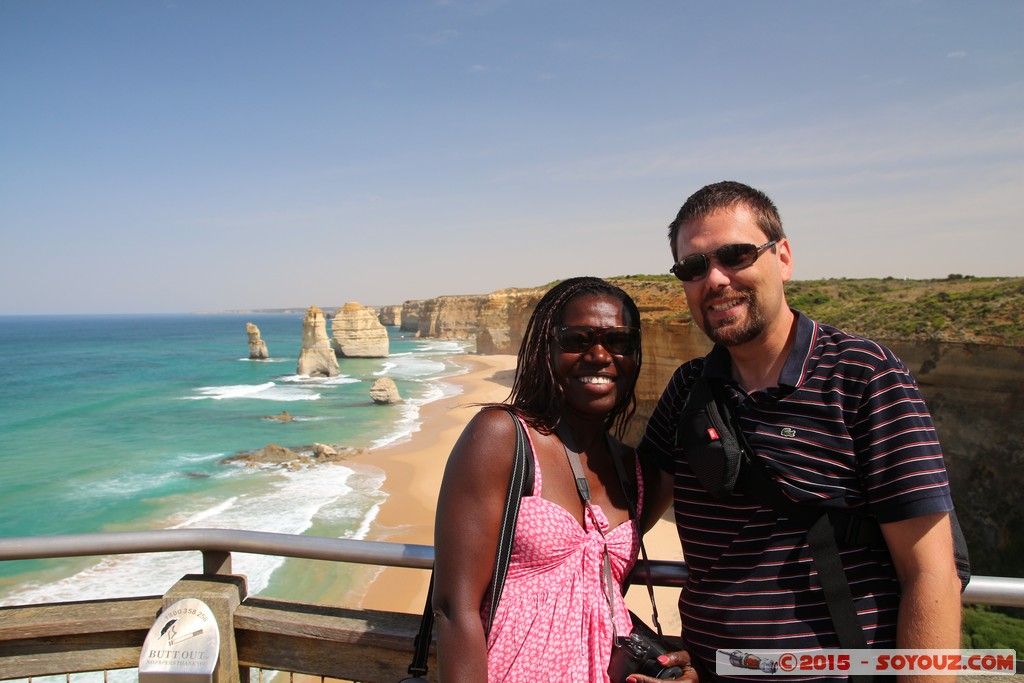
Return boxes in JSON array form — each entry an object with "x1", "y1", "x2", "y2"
[{"x1": 504, "y1": 276, "x2": 641, "y2": 439}]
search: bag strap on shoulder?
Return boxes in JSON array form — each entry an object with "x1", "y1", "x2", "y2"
[
  {"x1": 681, "y1": 377, "x2": 873, "y2": 662},
  {"x1": 404, "y1": 408, "x2": 533, "y2": 680}
]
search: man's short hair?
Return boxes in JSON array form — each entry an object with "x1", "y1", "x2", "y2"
[{"x1": 668, "y1": 181, "x2": 786, "y2": 260}]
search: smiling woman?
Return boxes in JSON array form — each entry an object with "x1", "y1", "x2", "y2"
[{"x1": 430, "y1": 277, "x2": 696, "y2": 683}]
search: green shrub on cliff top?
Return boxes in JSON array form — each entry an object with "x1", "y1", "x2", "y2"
[
  {"x1": 583, "y1": 276, "x2": 1024, "y2": 346},
  {"x1": 782, "y1": 277, "x2": 1024, "y2": 345},
  {"x1": 962, "y1": 605, "x2": 1024, "y2": 652}
]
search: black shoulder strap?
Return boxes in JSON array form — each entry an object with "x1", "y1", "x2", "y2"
[
  {"x1": 738, "y1": 451, "x2": 872, "y2": 653},
  {"x1": 404, "y1": 409, "x2": 532, "y2": 680},
  {"x1": 688, "y1": 378, "x2": 872, "y2": 655},
  {"x1": 486, "y1": 412, "x2": 532, "y2": 634},
  {"x1": 679, "y1": 375, "x2": 968, "y2": 683}
]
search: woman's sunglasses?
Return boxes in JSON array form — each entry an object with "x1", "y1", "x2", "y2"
[
  {"x1": 552, "y1": 325, "x2": 640, "y2": 355},
  {"x1": 670, "y1": 240, "x2": 777, "y2": 282}
]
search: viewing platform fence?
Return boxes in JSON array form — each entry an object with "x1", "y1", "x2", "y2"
[{"x1": 1, "y1": 528, "x2": 1023, "y2": 682}]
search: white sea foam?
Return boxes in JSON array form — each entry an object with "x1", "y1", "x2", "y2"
[
  {"x1": 76, "y1": 469, "x2": 184, "y2": 501},
  {"x1": 386, "y1": 357, "x2": 448, "y2": 379},
  {"x1": 369, "y1": 374, "x2": 467, "y2": 449},
  {"x1": 373, "y1": 361, "x2": 397, "y2": 376},
  {"x1": 0, "y1": 463, "x2": 385, "y2": 609},
  {"x1": 414, "y1": 340, "x2": 470, "y2": 354},
  {"x1": 187, "y1": 382, "x2": 321, "y2": 401},
  {"x1": 371, "y1": 401, "x2": 422, "y2": 448},
  {"x1": 279, "y1": 373, "x2": 361, "y2": 386}
]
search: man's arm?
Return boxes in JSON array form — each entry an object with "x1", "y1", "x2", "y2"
[{"x1": 880, "y1": 511, "x2": 962, "y2": 683}]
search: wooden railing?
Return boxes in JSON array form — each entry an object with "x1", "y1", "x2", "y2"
[{"x1": 2, "y1": 529, "x2": 1022, "y2": 682}]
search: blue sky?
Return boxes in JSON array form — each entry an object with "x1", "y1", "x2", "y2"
[{"x1": 2, "y1": 1, "x2": 1021, "y2": 314}]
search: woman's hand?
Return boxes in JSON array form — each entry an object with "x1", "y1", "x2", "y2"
[{"x1": 625, "y1": 649, "x2": 699, "y2": 683}]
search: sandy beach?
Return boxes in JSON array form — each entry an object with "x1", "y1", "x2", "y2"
[{"x1": 357, "y1": 352, "x2": 684, "y2": 636}]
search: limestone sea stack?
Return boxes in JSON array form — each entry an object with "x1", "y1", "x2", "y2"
[
  {"x1": 297, "y1": 306, "x2": 340, "y2": 377},
  {"x1": 246, "y1": 322, "x2": 269, "y2": 359},
  {"x1": 377, "y1": 305, "x2": 402, "y2": 327},
  {"x1": 331, "y1": 302, "x2": 389, "y2": 358},
  {"x1": 369, "y1": 377, "x2": 401, "y2": 404}
]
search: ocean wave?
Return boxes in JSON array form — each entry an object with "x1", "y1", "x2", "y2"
[
  {"x1": 370, "y1": 401, "x2": 422, "y2": 448},
  {"x1": 386, "y1": 357, "x2": 448, "y2": 380},
  {"x1": 187, "y1": 381, "x2": 322, "y2": 401},
  {"x1": 373, "y1": 361, "x2": 398, "y2": 376},
  {"x1": 0, "y1": 463, "x2": 383, "y2": 609},
  {"x1": 278, "y1": 373, "x2": 361, "y2": 386},
  {"x1": 413, "y1": 340, "x2": 471, "y2": 354},
  {"x1": 75, "y1": 469, "x2": 185, "y2": 501}
]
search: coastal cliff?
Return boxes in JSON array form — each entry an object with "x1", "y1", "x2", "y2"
[
  {"x1": 390, "y1": 275, "x2": 1024, "y2": 577},
  {"x1": 331, "y1": 302, "x2": 389, "y2": 358},
  {"x1": 885, "y1": 341, "x2": 1024, "y2": 579}
]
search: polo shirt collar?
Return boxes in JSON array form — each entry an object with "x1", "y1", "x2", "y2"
[{"x1": 778, "y1": 309, "x2": 814, "y2": 389}]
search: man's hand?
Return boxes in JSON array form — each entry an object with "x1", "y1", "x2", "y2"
[{"x1": 625, "y1": 649, "x2": 699, "y2": 683}]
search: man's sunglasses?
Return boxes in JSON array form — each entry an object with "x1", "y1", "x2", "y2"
[
  {"x1": 552, "y1": 325, "x2": 640, "y2": 355},
  {"x1": 670, "y1": 240, "x2": 778, "y2": 282}
]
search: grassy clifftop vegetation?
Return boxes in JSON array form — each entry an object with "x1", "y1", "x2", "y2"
[{"x1": 611, "y1": 275, "x2": 1024, "y2": 346}]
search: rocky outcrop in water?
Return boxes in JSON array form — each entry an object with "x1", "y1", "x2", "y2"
[
  {"x1": 369, "y1": 377, "x2": 402, "y2": 404},
  {"x1": 297, "y1": 306, "x2": 340, "y2": 377},
  {"x1": 224, "y1": 442, "x2": 361, "y2": 469},
  {"x1": 246, "y1": 322, "x2": 269, "y2": 360},
  {"x1": 331, "y1": 302, "x2": 389, "y2": 358}
]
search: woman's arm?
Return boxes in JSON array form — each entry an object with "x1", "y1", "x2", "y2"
[{"x1": 432, "y1": 408, "x2": 520, "y2": 683}]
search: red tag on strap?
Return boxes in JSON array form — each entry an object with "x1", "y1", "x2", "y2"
[{"x1": 707, "y1": 427, "x2": 720, "y2": 441}]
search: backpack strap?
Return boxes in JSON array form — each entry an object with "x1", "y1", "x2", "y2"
[
  {"x1": 732, "y1": 435, "x2": 872, "y2": 652},
  {"x1": 681, "y1": 377, "x2": 874, "y2": 682},
  {"x1": 677, "y1": 374, "x2": 969, "y2": 681}
]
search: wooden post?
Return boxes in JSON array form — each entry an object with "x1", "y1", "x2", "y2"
[{"x1": 162, "y1": 574, "x2": 248, "y2": 683}]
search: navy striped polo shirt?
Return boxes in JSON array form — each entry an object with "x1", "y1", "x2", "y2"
[{"x1": 639, "y1": 310, "x2": 953, "y2": 681}]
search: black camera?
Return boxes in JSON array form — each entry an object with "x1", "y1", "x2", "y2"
[{"x1": 607, "y1": 628, "x2": 684, "y2": 681}]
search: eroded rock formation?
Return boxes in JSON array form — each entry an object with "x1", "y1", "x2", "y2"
[
  {"x1": 400, "y1": 300, "x2": 424, "y2": 333},
  {"x1": 297, "y1": 306, "x2": 340, "y2": 377},
  {"x1": 369, "y1": 377, "x2": 402, "y2": 404},
  {"x1": 332, "y1": 302, "x2": 389, "y2": 358},
  {"x1": 224, "y1": 442, "x2": 360, "y2": 469},
  {"x1": 377, "y1": 305, "x2": 403, "y2": 327},
  {"x1": 246, "y1": 322, "x2": 269, "y2": 360}
]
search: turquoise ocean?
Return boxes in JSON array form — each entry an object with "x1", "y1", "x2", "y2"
[{"x1": 0, "y1": 313, "x2": 473, "y2": 612}]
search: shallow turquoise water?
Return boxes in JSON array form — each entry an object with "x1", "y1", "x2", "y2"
[{"x1": 0, "y1": 313, "x2": 470, "y2": 604}]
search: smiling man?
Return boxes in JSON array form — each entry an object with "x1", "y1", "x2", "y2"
[{"x1": 634, "y1": 181, "x2": 962, "y2": 683}]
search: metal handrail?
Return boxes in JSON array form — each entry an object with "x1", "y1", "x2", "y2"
[
  {"x1": 0, "y1": 527, "x2": 434, "y2": 574},
  {"x1": 2, "y1": 528, "x2": 1023, "y2": 608}
]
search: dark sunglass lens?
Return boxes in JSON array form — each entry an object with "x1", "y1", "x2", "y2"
[
  {"x1": 557, "y1": 328, "x2": 594, "y2": 353},
  {"x1": 673, "y1": 254, "x2": 710, "y2": 282},
  {"x1": 603, "y1": 329, "x2": 639, "y2": 354},
  {"x1": 717, "y1": 243, "x2": 759, "y2": 269}
]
